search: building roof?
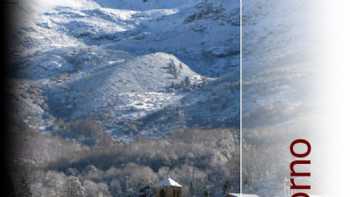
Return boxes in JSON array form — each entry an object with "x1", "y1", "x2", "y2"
[{"x1": 159, "y1": 177, "x2": 182, "y2": 188}]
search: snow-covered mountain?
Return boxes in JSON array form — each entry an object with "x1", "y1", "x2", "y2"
[{"x1": 11, "y1": 0, "x2": 240, "y2": 140}]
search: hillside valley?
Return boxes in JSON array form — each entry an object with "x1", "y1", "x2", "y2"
[{"x1": 8, "y1": 0, "x2": 240, "y2": 196}]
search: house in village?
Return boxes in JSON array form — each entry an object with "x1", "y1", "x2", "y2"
[{"x1": 155, "y1": 177, "x2": 182, "y2": 197}]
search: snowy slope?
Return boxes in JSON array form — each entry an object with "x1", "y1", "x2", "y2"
[
  {"x1": 132, "y1": 71, "x2": 240, "y2": 138},
  {"x1": 11, "y1": 0, "x2": 240, "y2": 140}
]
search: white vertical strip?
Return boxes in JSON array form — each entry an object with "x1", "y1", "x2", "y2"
[
  {"x1": 239, "y1": 0, "x2": 243, "y2": 195},
  {"x1": 314, "y1": 0, "x2": 350, "y2": 196}
]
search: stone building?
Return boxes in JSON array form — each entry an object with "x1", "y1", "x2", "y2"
[{"x1": 155, "y1": 177, "x2": 182, "y2": 197}]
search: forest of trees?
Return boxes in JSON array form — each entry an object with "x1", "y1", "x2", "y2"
[{"x1": 9, "y1": 120, "x2": 240, "y2": 197}]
